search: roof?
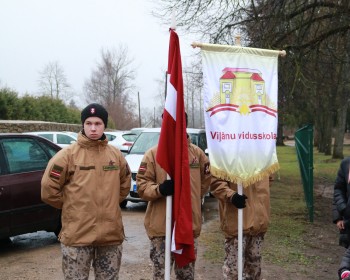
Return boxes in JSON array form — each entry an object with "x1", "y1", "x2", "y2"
[{"x1": 221, "y1": 71, "x2": 236, "y2": 79}]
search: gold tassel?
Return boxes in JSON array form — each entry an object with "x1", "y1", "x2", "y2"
[{"x1": 210, "y1": 162, "x2": 280, "y2": 188}]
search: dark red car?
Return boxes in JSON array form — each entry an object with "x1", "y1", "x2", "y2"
[{"x1": 0, "y1": 133, "x2": 61, "y2": 240}]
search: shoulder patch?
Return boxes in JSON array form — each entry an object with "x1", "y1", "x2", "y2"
[
  {"x1": 138, "y1": 162, "x2": 147, "y2": 174},
  {"x1": 50, "y1": 164, "x2": 63, "y2": 180}
]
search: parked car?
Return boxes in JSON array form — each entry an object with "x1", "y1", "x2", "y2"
[
  {"x1": 121, "y1": 127, "x2": 207, "y2": 208},
  {"x1": 130, "y1": 127, "x2": 147, "y2": 138},
  {"x1": 23, "y1": 131, "x2": 77, "y2": 148},
  {"x1": 0, "y1": 133, "x2": 62, "y2": 240},
  {"x1": 104, "y1": 131, "x2": 137, "y2": 154},
  {"x1": 64, "y1": 131, "x2": 78, "y2": 139}
]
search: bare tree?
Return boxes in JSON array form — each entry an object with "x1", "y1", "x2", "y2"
[
  {"x1": 84, "y1": 46, "x2": 139, "y2": 129},
  {"x1": 38, "y1": 61, "x2": 70, "y2": 100},
  {"x1": 154, "y1": 0, "x2": 350, "y2": 156}
]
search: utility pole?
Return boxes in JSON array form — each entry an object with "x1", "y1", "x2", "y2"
[
  {"x1": 138, "y1": 91, "x2": 141, "y2": 127},
  {"x1": 153, "y1": 107, "x2": 155, "y2": 127}
]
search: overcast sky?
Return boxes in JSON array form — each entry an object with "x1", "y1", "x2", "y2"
[{"x1": 0, "y1": 0, "x2": 196, "y2": 111}]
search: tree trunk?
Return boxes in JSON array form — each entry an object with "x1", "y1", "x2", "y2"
[
  {"x1": 276, "y1": 118, "x2": 284, "y2": 146},
  {"x1": 333, "y1": 103, "x2": 347, "y2": 159},
  {"x1": 316, "y1": 110, "x2": 332, "y2": 155}
]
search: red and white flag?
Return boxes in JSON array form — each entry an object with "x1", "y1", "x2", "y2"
[{"x1": 156, "y1": 29, "x2": 195, "y2": 267}]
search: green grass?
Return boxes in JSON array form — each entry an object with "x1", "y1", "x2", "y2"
[{"x1": 201, "y1": 144, "x2": 350, "y2": 267}]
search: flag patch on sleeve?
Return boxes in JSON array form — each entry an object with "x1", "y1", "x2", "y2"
[
  {"x1": 50, "y1": 164, "x2": 63, "y2": 179},
  {"x1": 138, "y1": 162, "x2": 147, "y2": 174}
]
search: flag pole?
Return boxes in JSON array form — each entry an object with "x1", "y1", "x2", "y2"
[
  {"x1": 164, "y1": 70, "x2": 172, "y2": 280},
  {"x1": 191, "y1": 41, "x2": 287, "y2": 57},
  {"x1": 164, "y1": 13, "x2": 177, "y2": 280},
  {"x1": 235, "y1": 34, "x2": 243, "y2": 280},
  {"x1": 165, "y1": 187, "x2": 172, "y2": 280},
  {"x1": 237, "y1": 183, "x2": 243, "y2": 280},
  {"x1": 164, "y1": 75, "x2": 172, "y2": 280}
]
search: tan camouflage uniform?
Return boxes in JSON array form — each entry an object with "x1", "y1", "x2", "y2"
[
  {"x1": 210, "y1": 177, "x2": 270, "y2": 280},
  {"x1": 137, "y1": 140, "x2": 211, "y2": 280},
  {"x1": 223, "y1": 234, "x2": 264, "y2": 280},
  {"x1": 150, "y1": 237, "x2": 198, "y2": 280},
  {"x1": 42, "y1": 130, "x2": 130, "y2": 280},
  {"x1": 61, "y1": 243, "x2": 122, "y2": 280}
]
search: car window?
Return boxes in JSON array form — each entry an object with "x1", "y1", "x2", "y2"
[
  {"x1": 57, "y1": 134, "x2": 75, "y2": 145},
  {"x1": 105, "y1": 134, "x2": 116, "y2": 141},
  {"x1": 189, "y1": 134, "x2": 198, "y2": 146},
  {"x1": 122, "y1": 133, "x2": 137, "y2": 142},
  {"x1": 188, "y1": 132, "x2": 207, "y2": 152},
  {"x1": 129, "y1": 132, "x2": 160, "y2": 154},
  {"x1": 39, "y1": 133, "x2": 54, "y2": 141},
  {"x1": 198, "y1": 133, "x2": 208, "y2": 152},
  {"x1": 1, "y1": 138, "x2": 50, "y2": 174}
]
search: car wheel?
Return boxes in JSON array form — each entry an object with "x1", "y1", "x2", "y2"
[{"x1": 120, "y1": 200, "x2": 128, "y2": 209}]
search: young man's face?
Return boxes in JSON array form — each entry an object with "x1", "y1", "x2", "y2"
[{"x1": 83, "y1": 117, "x2": 105, "y2": 140}]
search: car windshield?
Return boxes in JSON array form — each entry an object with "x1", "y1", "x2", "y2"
[
  {"x1": 129, "y1": 132, "x2": 160, "y2": 154},
  {"x1": 128, "y1": 130, "x2": 207, "y2": 155},
  {"x1": 123, "y1": 133, "x2": 137, "y2": 142},
  {"x1": 188, "y1": 132, "x2": 207, "y2": 152}
]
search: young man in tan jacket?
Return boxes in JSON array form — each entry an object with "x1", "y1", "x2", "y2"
[
  {"x1": 210, "y1": 176, "x2": 270, "y2": 280},
  {"x1": 41, "y1": 103, "x2": 131, "y2": 279},
  {"x1": 136, "y1": 132, "x2": 211, "y2": 279}
]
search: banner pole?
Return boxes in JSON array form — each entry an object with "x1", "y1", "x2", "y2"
[
  {"x1": 191, "y1": 41, "x2": 286, "y2": 57},
  {"x1": 235, "y1": 33, "x2": 243, "y2": 280},
  {"x1": 238, "y1": 183, "x2": 243, "y2": 280},
  {"x1": 165, "y1": 175, "x2": 172, "y2": 280}
]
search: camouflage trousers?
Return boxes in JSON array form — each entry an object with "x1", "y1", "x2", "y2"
[
  {"x1": 223, "y1": 233, "x2": 265, "y2": 280},
  {"x1": 150, "y1": 237, "x2": 198, "y2": 280},
  {"x1": 61, "y1": 243, "x2": 122, "y2": 280}
]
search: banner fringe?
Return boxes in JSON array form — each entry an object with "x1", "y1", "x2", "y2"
[{"x1": 210, "y1": 162, "x2": 280, "y2": 188}]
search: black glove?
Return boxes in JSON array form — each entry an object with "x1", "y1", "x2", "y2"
[
  {"x1": 231, "y1": 193, "x2": 248, "y2": 209},
  {"x1": 159, "y1": 180, "x2": 174, "y2": 196}
]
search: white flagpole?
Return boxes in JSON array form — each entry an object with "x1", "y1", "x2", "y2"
[
  {"x1": 235, "y1": 34, "x2": 243, "y2": 280},
  {"x1": 165, "y1": 175, "x2": 172, "y2": 280},
  {"x1": 165, "y1": 12, "x2": 177, "y2": 280},
  {"x1": 237, "y1": 183, "x2": 243, "y2": 280}
]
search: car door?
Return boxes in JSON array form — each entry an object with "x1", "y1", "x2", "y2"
[
  {"x1": 0, "y1": 143, "x2": 11, "y2": 238},
  {"x1": 0, "y1": 137, "x2": 60, "y2": 238}
]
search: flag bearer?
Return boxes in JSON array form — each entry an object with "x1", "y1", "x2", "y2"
[{"x1": 210, "y1": 176, "x2": 270, "y2": 280}]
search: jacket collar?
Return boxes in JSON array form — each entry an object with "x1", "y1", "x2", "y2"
[{"x1": 77, "y1": 131, "x2": 108, "y2": 148}]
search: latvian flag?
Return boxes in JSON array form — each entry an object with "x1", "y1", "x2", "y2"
[{"x1": 156, "y1": 29, "x2": 195, "y2": 267}]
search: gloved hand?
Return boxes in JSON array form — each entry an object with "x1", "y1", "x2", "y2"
[
  {"x1": 231, "y1": 193, "x2": 248, "y2": 209},
  {"x1": 159, "y1": 180, "x2": 174, "y2": 196}
]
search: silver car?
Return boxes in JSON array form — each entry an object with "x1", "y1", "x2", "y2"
[
  {"x1": 121, "y1": 127, "x2": 207, "y2": 208},
  {"x1": 23, "y1": 131, "x2": 77, "y2": 148}
]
